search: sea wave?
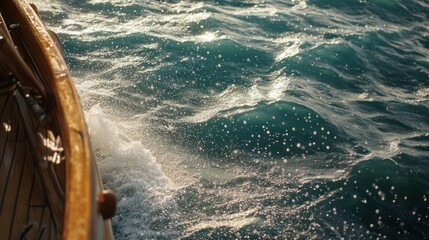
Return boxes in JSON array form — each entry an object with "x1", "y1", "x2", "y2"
[{"x1": 34, "y1": 0, "x2": 429, "y2": 238}]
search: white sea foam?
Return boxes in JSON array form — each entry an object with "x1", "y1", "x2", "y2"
[
  {"x1": 86, "y1": 105, "x2": 179, "y2": 239},
  {"x1": 275, "y1": 33, "x2": 341, "y2": 62},
  {"x1": 183, "y1": 74, "x2": 291, "y2": 123},
  {"x1": 388, "y1": 139, "x2": 400, "y2": 153}
]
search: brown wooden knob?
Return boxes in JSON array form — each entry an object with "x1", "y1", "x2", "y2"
[{"x1": 97, "y1": 190, "x2": 117, "y2": 220}]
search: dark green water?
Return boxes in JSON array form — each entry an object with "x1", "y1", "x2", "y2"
[{"x1": 36, "y1": 0, "x2": 429, "y2": 239}]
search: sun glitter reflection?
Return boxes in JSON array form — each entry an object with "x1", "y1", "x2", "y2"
[{"x1": 197, "y1": 32, "x2": 217, "y2": 42}]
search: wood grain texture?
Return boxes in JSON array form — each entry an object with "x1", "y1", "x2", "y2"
[
  {"x1": 0, "y1": 94, "x2": 59, "y2": 239},
  {"x1": 0, "y1": 0, "x2": 115, "y2": 239}
]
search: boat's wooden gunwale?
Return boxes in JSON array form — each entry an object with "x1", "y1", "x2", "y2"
[{"x1": 0, "y1": 0, "x2": 112, "y2": 239}]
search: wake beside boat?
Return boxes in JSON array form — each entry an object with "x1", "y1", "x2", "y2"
[{"x1": 0, "y1": 0, "x2": 115, "y2": 239}]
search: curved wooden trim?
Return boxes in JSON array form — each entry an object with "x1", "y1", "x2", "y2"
[
  {"x1": 13, "y1": 0, "x2": 93, "y2": 238},
  {"x1": 0, "y1": 0, "x2": 110, "y2": 239}
]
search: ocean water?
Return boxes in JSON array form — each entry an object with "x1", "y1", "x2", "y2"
[{"x1": 33, "y1": 0, "x2": 429, "y2": 239}]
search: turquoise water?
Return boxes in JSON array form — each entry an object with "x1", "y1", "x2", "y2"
[{"x1": 35, "y1": 0, "x2": 429, "y2": 239}]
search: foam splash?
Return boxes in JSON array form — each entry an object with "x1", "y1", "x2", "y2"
[
  {"x1": 184, "y1": 208, "x2": 260, "y2": 237},
  {"x1": 182, "y1": 75, "x2": 291, "y2": 123},
  {"x1": 86, "y1": 105, "x2": 179, "y2": 239}
]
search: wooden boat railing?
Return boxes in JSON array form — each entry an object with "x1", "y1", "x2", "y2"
[{"x1": 0, "y1": 0, "x2": 115, "y2": 239}]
